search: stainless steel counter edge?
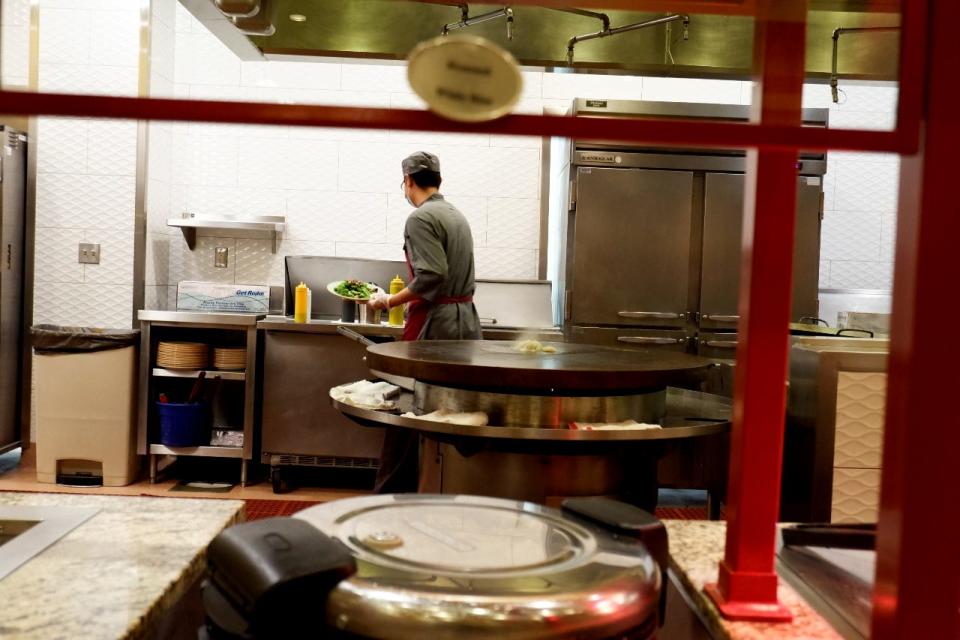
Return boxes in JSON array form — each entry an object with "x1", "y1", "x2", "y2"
[
  {"x1": 258, "y1": 317, "x2": 404, "y2": 337},
  {"x1": 138, "y1": 310, "x2": 266, "y2": 326},
  {"x1": 258, "y1": 316, "x2": 565, "y2": 341}
]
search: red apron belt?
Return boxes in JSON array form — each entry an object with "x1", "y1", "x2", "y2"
[{"x1": 402, "y1": 295, "x2": 474, "y2": 341}]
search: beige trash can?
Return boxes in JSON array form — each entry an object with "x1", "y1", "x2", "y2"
[{"x1": 32, "y1": 326, "x2": 140, "y2": 486}]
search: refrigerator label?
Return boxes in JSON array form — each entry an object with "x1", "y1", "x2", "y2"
[{"x1": 585, "y1": 100, "x2": 608, "y2": 108}]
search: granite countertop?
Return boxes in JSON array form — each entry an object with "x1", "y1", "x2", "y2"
[
  {"x1": 0, "y1": 492, "x2": 243, "y2": 640},
  {"x1": 665, "y1": 520, "x2": 842, "y2": 640}
]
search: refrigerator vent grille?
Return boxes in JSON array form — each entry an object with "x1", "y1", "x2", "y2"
[{"x1": 273, "y1": 454, "x2": 379, "y2": 469}]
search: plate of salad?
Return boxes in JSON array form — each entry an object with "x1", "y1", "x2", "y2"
[{"x1": 326, "y1": 279, "x2": 383, "y2": 302}]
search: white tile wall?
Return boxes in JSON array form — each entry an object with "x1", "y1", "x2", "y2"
[
  {"x1": 153, "y1": 13, "x2": 901, "y2": 290},
  {"x1": 34, "y1": 227, "x2": 85, "y2": 284},
  {"x1": 487, "y1": 198, "x2": 541, "y2": 250},
  {"x1": 83, "y1": 227, "x2": 134, "y2": 285},
  {"x1": 33, "y1": 283, "x2": 133, "y2": 328},
  {"x1": 0, "y1": 0, "x2": 30, "y2": 88},
  {"x1": 821, "y1": 211, "x2": 882, "y2": 262},
  {"x1": 829, "y1": 260, "x2": 894, "y2": 291},
  {"x1": 37, "y1": 118, "x2": 88, "y2": 174},
  {"x1": 812, "y1": 83, "x2": 901, "y2": 291},
  {"x1": 33, "y1": 1, "x2": 141, "y2": 327},
  {"x1": 26, "y1": 0, "x2": 898, "y2": 327}
]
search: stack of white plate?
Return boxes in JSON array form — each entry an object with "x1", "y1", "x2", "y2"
[
  {"x1": 213, "y1": 347, "x2": 246, "y2": 371},
  {"x1": 157, "y1": 342, "x2": 209, "y2": 370}
]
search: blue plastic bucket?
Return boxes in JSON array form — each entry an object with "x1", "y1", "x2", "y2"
[{"x1": 156, "y1": 402, "x2": 210, "y2": 447}]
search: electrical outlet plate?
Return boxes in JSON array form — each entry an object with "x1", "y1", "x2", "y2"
[
  {"x1": 215, "y1": 247, "x2": 229, "y2": 268},
  {"x1": 78, "y1": 243, "x2": 100, "y2": 265}
]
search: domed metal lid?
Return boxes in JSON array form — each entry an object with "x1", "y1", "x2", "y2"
[{"x1": 295, "y1": 494, "x2": 660, "y2": 639}]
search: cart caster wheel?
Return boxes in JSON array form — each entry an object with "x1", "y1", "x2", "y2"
[{"x1": 271, "y1": 467, "x2": 291, "y2": 494}]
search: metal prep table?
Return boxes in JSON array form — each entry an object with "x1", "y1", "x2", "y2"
[
  {"x1": 257, "y1": 316, "x2": 563, "y2": 492},
  {"x1": 333, "y1": 340, "x2": 730, "y2": 510},
  {"x1": 137, "y1": 310, "x2": 264, "y2": 486}
]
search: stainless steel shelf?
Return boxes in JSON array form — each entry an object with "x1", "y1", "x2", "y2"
[
  {"x1": 138, "y1": 310, "x2": 265, "y2": 327},
  {"x1": 149, "y1": 444, "x2": 244, "y2": 458},
  {"x1": 152, "y1": 367, "x2": 245, "y2": 381},
  {"x1": 168, "y1": 215, "x2": 285, "y2": 252}
]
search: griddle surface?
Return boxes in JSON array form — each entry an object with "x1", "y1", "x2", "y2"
[{"x1": 366, "y1": 340, "x2": 712, "y2": 392}]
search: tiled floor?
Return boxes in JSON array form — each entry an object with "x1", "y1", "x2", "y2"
[
  {"x1": 0, "y1": 447, "x2": 715, "y2": 519},
  {"x1": 0, "y1": 447, "x2": 369, "y2": 503}
]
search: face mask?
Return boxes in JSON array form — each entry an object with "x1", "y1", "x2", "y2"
[{"x1": 402, "y1": 180, "x2": 415, "y2": 207}]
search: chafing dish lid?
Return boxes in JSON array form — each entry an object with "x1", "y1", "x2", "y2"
[{"x1": 295, "y1": 494, "x2": 660, "y2": 639}]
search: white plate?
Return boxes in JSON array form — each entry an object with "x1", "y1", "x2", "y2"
[{"x1": 326, "y1": 280, "x2": 383, "y2": 302}]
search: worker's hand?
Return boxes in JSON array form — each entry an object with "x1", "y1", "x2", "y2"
[{"x1": 369, "y1": 292, "x2": 391, "y2": 311}]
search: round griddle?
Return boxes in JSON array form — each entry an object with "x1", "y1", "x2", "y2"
[
  {"x1": 331, "y1": 387, "x2": 729, "y2": 451},
  {"x1": 365, "y1": 340, "x2": 713, "y2": 392}
]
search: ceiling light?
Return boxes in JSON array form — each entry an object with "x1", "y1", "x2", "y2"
[{"x1": 289, "y1": 14, "x2": 306, "y2": 22}]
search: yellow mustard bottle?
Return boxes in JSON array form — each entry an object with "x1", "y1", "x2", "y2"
[
  {"x1": 388, "y1": 275, "x2": 405, "y2": 326},
  {"x1": 294, "y1": 282, "x2": 309, "y2": 323}
]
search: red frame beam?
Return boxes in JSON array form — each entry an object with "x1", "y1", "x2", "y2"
[
  {"x1": 417, "y1": 0, "x2": 760, "y2": 16},
  {"x1": 0, "y1": 91, "x2": 915, "y2": 155},
  {"x1": 873, "y1": 0, "x2": 960, "y2": 637},
  {"x1": 704, "y1": 0, "x2": 807, "y2": 621}
]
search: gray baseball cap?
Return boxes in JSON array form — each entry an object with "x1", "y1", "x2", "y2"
[{"x1": 401, "y1": 151, "x2": 441, "y2": 176}]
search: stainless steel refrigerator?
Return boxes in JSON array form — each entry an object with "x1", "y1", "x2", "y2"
[
  {"x1": 0, "y1": 127, "x2": 27, "y2": 452},
  {"x1": 551, "y1": 100, "x2": 828, "y2": 358}
]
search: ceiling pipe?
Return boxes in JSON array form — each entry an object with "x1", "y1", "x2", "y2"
[
  {"x1": 214, "y1": 0, "x2": 260, "y2": 19},
  {"x1": 551, "y1": 7, "x2": 610, "y2": 32},
  {"x1": 831, "y1": 25, "x2": 900, "y2": 103},
  {"x1": 567, "y1": 13, "x2": 689, "y2": 64},
  {"x1": 442, "y1": 5, "x2": 515, "y2": 40}
]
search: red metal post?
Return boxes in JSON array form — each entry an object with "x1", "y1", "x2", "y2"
[
  {"x1": 873, "y1": 0, "x2": 960, "y2": 637},
  {"x1": 0, "y1": 90, "x2": 915, "y2": 155},
  {"x1": 704, "y1": 0, "x2": 807, "y2": 622}
]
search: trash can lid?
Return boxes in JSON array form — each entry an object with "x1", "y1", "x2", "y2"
[{"x1": 31, "y1": 324, "x2": 140, "y2": 353}]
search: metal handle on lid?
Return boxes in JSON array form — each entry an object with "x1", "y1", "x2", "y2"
[
  {"x1": 618, "y1": 336, "x2": 685, "y2": 345},
  {"x1": 837, "y1": 328, "x2": 874, "y2": 338},
  {"x1": 617, "y1": 311, "x2": 685, "y2": 320}
]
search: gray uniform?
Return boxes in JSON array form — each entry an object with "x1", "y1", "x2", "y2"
[{"x1": 404, "y1": 193, "x2": 482, "y2": 340}]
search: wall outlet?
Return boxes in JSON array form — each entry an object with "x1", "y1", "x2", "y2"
[
  {"x1": 215, "y1": 247, "x2": 229, "y2": 268},
  {"x1": 78, "y1": 243, "x2": 100, "y2": 264}
]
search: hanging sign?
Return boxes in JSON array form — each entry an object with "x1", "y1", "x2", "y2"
[{"x1": 407, "y1": 35, "x2": 522, "y2": 123}]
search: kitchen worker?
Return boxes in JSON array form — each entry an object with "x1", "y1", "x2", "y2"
[{"x1": 368, "y1": 151, "x2": 481, "y2": 492}]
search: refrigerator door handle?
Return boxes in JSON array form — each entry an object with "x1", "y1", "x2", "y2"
[
  {"x1": 701, "y1": 314, "x2": 740, "y2": 323},
  {"x1": 618, "y1": 336, "x2": 687, "y2": 345},
  {"x1": 617, "y1": 311, "x2": 686, "y2": 320},
  {"x1": 702, "y1": 339, "x2": 739, "y2": 349}
]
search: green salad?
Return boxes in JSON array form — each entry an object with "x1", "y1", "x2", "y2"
[{"x1": 335, "y1": 279, "x2": 375, "y2": 299}]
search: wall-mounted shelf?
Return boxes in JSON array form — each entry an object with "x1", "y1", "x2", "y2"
[
  {"x1": 152, "y1": 367, "x2": 246, "y2": 381},
  {"x1": 168, "y1": 214, "x2": 285, "y2": 252}
]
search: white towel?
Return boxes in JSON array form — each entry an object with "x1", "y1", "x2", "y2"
[
  {"x1": 568, "y1": 420, "x2": 661, "y2": 431},
  {"x1": 330, "y1": 379, "x2": 401, "y2": 410},
  {"x1": 401, "y1": 409, "x2": 489, "y2": 426}
]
